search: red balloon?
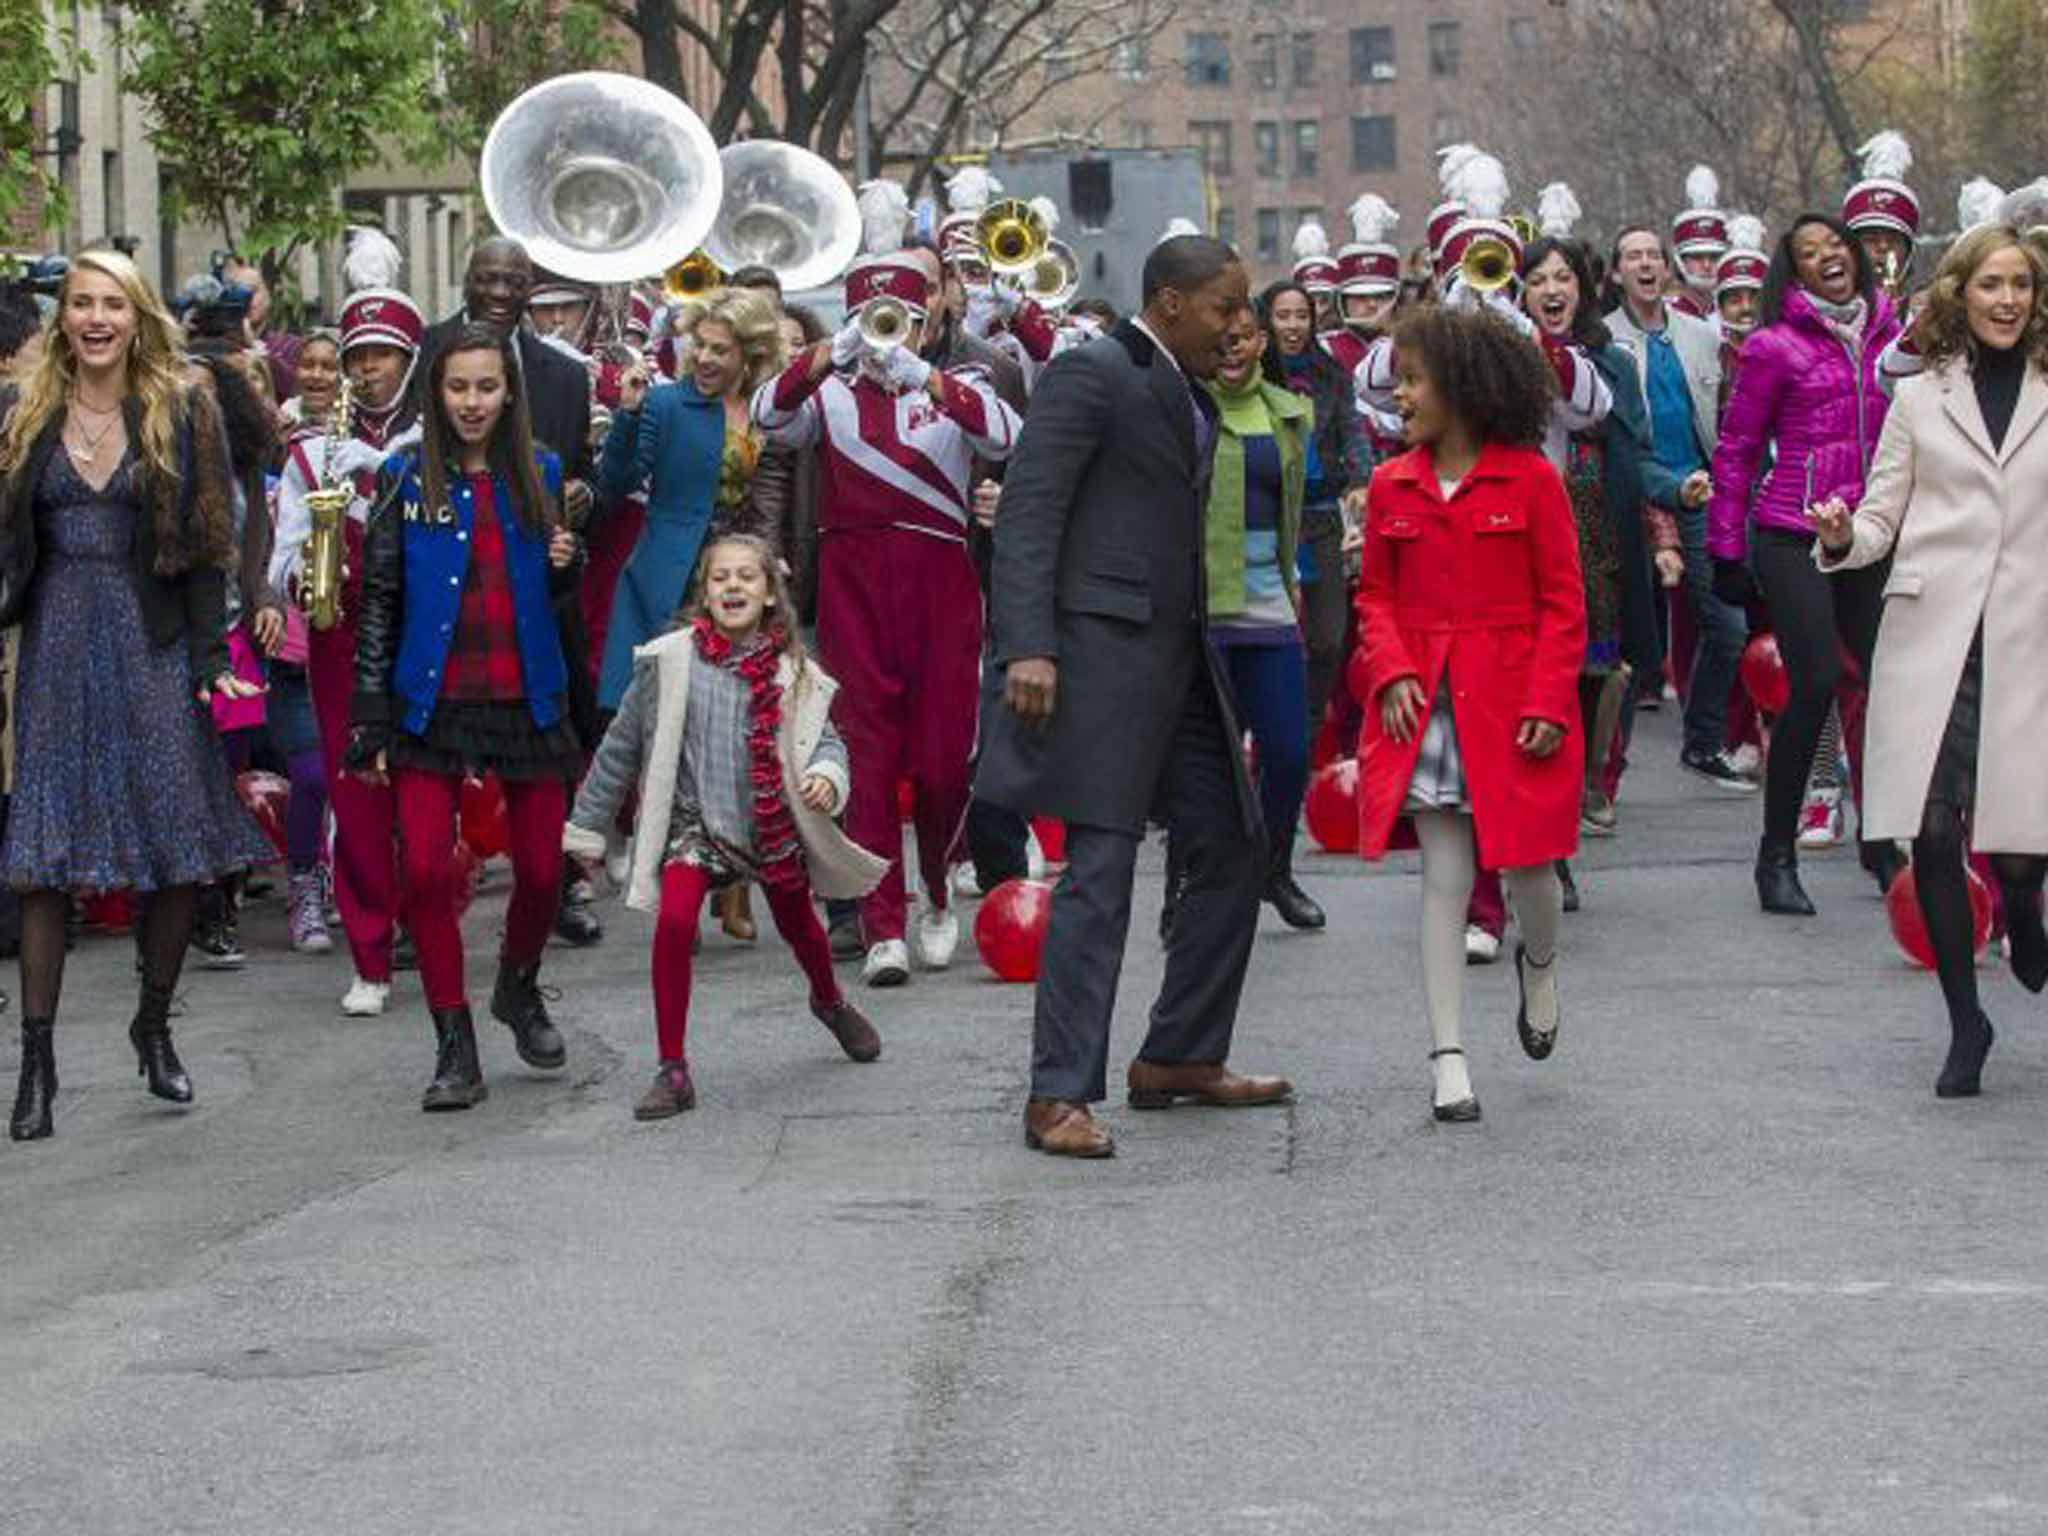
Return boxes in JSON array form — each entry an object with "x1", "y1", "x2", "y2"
[
  {"x1": 80, "y1": 890, "x2": 135, "y2": 933},
  {"x1": 1304, "y1": 757, "x2": 1361, "y2": 854},
  {"x1": 1740, "y1": 631, "x2": 1791, "y2": 716},
  {"x1": 1030, "y1": 817, "x2": 1067, "y2": 866},
  {"x1": 235, "y1": 770, "x2": 289, "y2": 862},
  {"x1": 450, "y1": 840, "x2": 483, "y2": 921},
  {"x1": 973, "y1": 877, "x2": 1055, "y2": 982},
  {"x1": 460, "y1": 776, "x2": 509, "y2": 860},
  {"x1": 1885, "y1": 860, "x2": 1994, "y2": 969}
]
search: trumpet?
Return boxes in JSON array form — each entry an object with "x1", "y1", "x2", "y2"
[
  {"x1": 855, "y1": 296, "x2": 914, "y2": 350},
  {"x1": 301, "y1": 380, "x2": 354, "y2": 632},
  {"x1": 976, "y1": 198, "x2": 1050, "y2": 275},
  {"x1": 1459, "y1": 233, "x2": 1518, "y2": 294},
  {"x1": 664, "y1": 249, "x2": 725, "y2": 302}
]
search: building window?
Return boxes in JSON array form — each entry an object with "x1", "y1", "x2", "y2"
[
  {"x1": 1507, "y1": 16, "x2": 1539, "y2": 49},
  {"x1": 1430, "y1": 110, "x2": 1463, "y2": 150},
  {"x1": 1351, "y1": 114, "x2": 1396, "y2": 173},
  {"x1": 1121, "y1": 118, "x2": 1155, "y2": 149},
  {"x1": 1185, "y1": 31, "x2": 1230, "y2": 88},
  {"x1": 1189, "y1": 119, "x2": 1233, "y2": 179},
  {"x1": 1251, "y1": 32, "x2": 1277, "y2": 90},
  {"x1": 1350, "y1": 26, "x2": 1394, "y2": 83},
  {"x1": 1254, "y1": 121, "x2": 1280, "y2": 178},
  {"x1": 1112, "y1": 38, "x2": 1150, "y2": 81},
  {"x1": 1291, "y1": 31, "x2": 1315, "y2": 87},
  {"x1": 1256, "y1": 208, "x2": 1281, "y2": 262},
  {"x1": 1292, "y1": 120, "x2": 1319, "y2": 180},
  {"x1": 1428, "y1": 20, "x2": 1461, "y2": 77},
  {"x1": 1216, "y1": 206, "x2": 1238, "y2": 250}
]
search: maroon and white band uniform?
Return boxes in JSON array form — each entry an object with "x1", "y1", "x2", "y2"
[{"x1": 751, "y1": 257, "x2": 1022, "y2": 947}]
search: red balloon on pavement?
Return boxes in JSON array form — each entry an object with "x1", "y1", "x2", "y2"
[
  {"x1": 1031, "y1": 817, "x2": 1067, "y2": 866},
  {"x1": 1304, "y1": 757, "x2": 1361, "y2": 854},
  {"x1": 235, "y1": 770, "x2": 289, "y2": 862},
  {"x1": 460, "y1": 775, "x2": 509, "y2": 861},
  {"x1": 80, "y1": 890, "x2": 135, "y2": 933},
  {"x1": 974, "y1": 878, "x2": 1055, "y2": 982},
  {"x1": 1740, "y1": 631, "x2": 1790, "y2": 716},
  {"x1": 1885, "y1": 860, "x2": 1993, "y2": 969}
]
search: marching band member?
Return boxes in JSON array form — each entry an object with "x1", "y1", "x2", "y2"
[
  {"x1": 1844, "y1": 131, "x2": 1921, "y2": 303},
  {"x1": 1714, "y1": 215, "x2": 1770, "y2": 405},
  {"x1": 1670, "y1": 165, "x2": 1730, "y2": 322},
  {"x1": 1324, "y1": 195, "x2": 1402, "y2": 375},
  {"x1": 751, "y1": 255, "x2": 1021, "y2": 987},
  {"x1": 527, "y1": 269, "x2": 599, "y2": 354},
  {"x1": 1875, "y1": 178, "x2": 2005, "y2": 396},
  {"x1": 1292, "y1": 217, "x2": 1342, "y2": 333}
]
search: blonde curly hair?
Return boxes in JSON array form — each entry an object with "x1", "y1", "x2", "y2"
[
  {"x1": 683, "y1": 288, "x2": 789, "y2": 394},
  {"x1": 1911, "y1": 224, "x2": 2048, "y2": 373}
]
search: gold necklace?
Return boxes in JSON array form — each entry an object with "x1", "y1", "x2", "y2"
[{"x1": 65, "y1": 411, "x2": 119, "y2": 462}]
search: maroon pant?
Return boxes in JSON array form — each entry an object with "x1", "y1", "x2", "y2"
[
  {"x1": 309, "y1": 595, "x2": 399, "y2": 983},
  {"x1": 394, "y1": 768, "x2": 565, "y2": 1011},
  {"x1": 814, "y1": 529, "x2": 981, "y2": 943},
  {"x1": 652, "y1": 862, "x2": 842, "y2": 1061}
]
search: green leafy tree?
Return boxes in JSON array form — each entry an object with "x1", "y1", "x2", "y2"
[
  {"x1": 1, "y1": 2, "x2": 83, "y2": 235},
  {"x1": 121, "y1": 0, "x2": 440, "y2": 275},
  {"x1": 417, "y1": 0, "x2": 619, "y2": 165}
]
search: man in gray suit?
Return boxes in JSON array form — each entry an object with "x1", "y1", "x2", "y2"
[{"x1": 976, "y1": 236, "x2": 1293, "y2": 1159}]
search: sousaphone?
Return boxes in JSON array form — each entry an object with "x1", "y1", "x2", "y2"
[{"x1": 705, "y1": 141, "x2": 862, "y2": 293}]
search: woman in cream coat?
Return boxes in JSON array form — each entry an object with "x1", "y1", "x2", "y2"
[{"x1": 1812, "y1": 224, "x2": 2048, "y2": 1099}]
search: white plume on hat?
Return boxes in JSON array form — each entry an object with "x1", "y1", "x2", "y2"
[
  {"x1": 1684, "y1": 164, "x2": 1721, "y2": 212},
  {"x1": 945, "y1": 166, "x2": 1001, "y2": 214},
  {"x1": 1157, "y1": 216, "x2": 1202, "y2": 244},
  {"x1": 1999, "y1": 178, "x2": 2048, "y2": 233},
  {"x1": 1448, "y1": 150, "x2": 1509, "y2": 221},
  {"x1": 1028, "y1": 196, "x2": 1061, "y2": 234},
  {"x1": 1346, "y1": 194, "x2": 1399, "y2": 245},
  {"x1": 1536, "y1": 183, "x2": 1581, "y2": 239},
  {"x1": 1958, "y1": 177, "x2": 2006, "y2": 233},
  {"x1": 1436, "y1": 143, "x2": 1483, "y2": 198},
  {"x1": 343, "y1": 226, "x2": 403, "y2": 294},
  {"x1": 1725, "y1": 213, "x2": 1767, "y2": 255},
  {"x1": 856, "y1": 178, "x2": 911, "y2": 255},
  {"x1": 1292, "y1": 218, "x2": 1332, "y2": 261},
  {"x1": 1856, "y1": 131, "x2": 1912, "y2": 182}
]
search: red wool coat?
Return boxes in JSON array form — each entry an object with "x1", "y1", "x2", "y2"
[{"x1": 1353, "y1": 442, "x2": 1588, "y2": 869}]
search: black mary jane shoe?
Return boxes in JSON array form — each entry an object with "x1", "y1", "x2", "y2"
[
  {"x1": 1755, "y1": 839, "x2": 1816, "y2": 916},
  {"x1": 10, "y1": 1019, "x2": 56, "y2": 1141},
  {"x1": 1429, "y1": 1046, "x2": 1481, "y2": 1123},
  {"x1": 1935, "y1": 1012, "x2": 1995, "y2": 1100},
  {"x1": 1514, "y1": 943, "x2": 1559, "y2": 1061}
]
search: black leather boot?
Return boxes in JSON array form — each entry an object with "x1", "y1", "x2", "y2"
[
  {"x1": 2001, "y1": 883, "x2": 2048, "y2": 994},
  {"x1": 490, "y1": 961, "x2": 566, "y2": 1070},
  {"x1": 1755, "y1": 838, "x2": 1816, "y2": 916},
  {"x1": 1264, "y1": 839, "x2": 1326, "y2": 931},
  {"x1": 422, "y1": 1006, "x2": 488, "y2": 1111},
  {"x1": 1936, "y1": 1010, "x2": 1995, "y2": 1099},
  {"x1": 10, "y1": 1018, "x2": 55, "y2": 1141},
  {"x1": 553, "y1": 856, "x2": 603, "y2": 948},
  {"x1": 129, "y1": 984, "x2": 193, "y2": 1104},
  {"x1": 1861, "y1": 838, "x2": 1905, "y2": 895}
]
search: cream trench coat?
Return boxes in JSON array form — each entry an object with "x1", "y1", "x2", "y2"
[{"x1": 1819, "y1": 357, "x2": 2048, "y2": 848}]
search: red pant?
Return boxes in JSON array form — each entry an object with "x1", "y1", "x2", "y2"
[
  {"x1": 815, "y1": 529, "x2": 981, "y2": 943},
  {"x1": 394, "y1": 768, "x2": 566, "y2": 1010},
  {"x1": 309, "y1": 609, "x2": 399, "y2": 982},
  {"x1": 580, "y1": 497, "x2": 647, "y2": 688},
  {"x1": 653, "y1": 862, "x2": 841, "y2": 1061}
]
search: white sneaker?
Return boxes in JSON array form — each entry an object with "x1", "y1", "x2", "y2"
[
  {"x1": 1727, "y1": 742, "x2": 1764, "y2": 780},
  {"x1": 862, "y1": 939, "x2": 911, "y2": 988},
  {"x1": 1464, "y1": 924, "x2": 1501, "y2": 965},
  {"x1": 913, "y1": 901, "x2": 960, "y2": 970},
  {"x1": 949, "y1": 861, "x2": 982, "y2": 900},
  {"x1": 1797, "y1": 787, "x2": 1844, "y2": 850},
  {"x1": 340, "y1": 975, "x2": 390, "y2": 1017}
]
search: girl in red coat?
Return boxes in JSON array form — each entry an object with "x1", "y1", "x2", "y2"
[{"x1": 1354, "y1": 308, "x2": 1588, "y2": 1122}]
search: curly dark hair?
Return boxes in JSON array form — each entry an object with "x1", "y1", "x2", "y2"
[
  {"x1": 1519, "y1": 237, "x2": 1611, "y2": 350},
  {"x1": 1391, "y1": 305, "x2": 1554, "y2": 449}
]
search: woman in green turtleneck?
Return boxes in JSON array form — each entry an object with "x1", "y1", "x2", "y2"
[{"x1": 1180, "y1": 303, "x2": 1319, "y2": 932}]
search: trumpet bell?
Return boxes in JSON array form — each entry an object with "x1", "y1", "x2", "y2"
[
  {"x1": 977, "y1": 198, "x2": 1050, "y2": 274},
  {"x1": 1459, "y1": 235, "x2": 1518, "y2": 294},
  {"x1": 856, "y1": 296, "x2": 914, "y2": 349},
  {"x1": 1026, "y1": 240, "x2": 1081, "y2": 309},
  {"x1": 481, "y1": 72, "x2": 723, "y2": 286},
  {"x1": 707, "y1": 141, "x2": 862, "y2": 292},
  {"x1": 664, "y1": 251, "x2": 725, "y2": 302}
]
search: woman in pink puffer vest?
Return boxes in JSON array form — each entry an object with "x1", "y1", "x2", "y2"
[{"x1": 1708, "y1": 213, "x2": 1905, "y2": 917}]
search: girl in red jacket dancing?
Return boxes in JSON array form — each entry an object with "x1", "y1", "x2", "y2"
[{"x1": 1354, "y1": 308, "x2": 1587, "y2": 1123}]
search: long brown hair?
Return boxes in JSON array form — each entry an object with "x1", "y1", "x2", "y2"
[
  {"x1": 418, "y1": 323, "x2": 553, "y2": 535},
  {"x1": 1911, "y1": 224, "x2": 2048, "y2": 374},
  {"x1": 683, "y1": 532, "x2": 805, "y2": 669}
]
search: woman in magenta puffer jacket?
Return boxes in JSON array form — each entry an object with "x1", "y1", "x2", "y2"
[{"x1": 1708, "y1": 213, "x2": 1904, "y2": 916}]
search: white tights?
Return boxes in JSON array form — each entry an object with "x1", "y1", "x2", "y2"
[{"x1": 1412, "y1": 812, "x2": 1561, "y2": 1107}]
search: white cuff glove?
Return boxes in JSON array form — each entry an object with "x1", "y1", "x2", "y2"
[
  {"x1": 831, "y1": 318, "x2": 866, "y2": 369},
  {"x1": 990, "y1": 282, "x2": 1024, "y2": 320},
  {"x1": 878, "y1": 347, "x2": 934, "y2": 395},
  {"x1": 963, "y1": 290, "x2": 1002, "y2": 340}
]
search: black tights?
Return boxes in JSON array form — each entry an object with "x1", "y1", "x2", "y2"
[
  {"x1": 19, "y1": 884, "x2": 196, "y2": 1025},
  {"x1": 1913, "y1": 801, "x2": 2048, "y2": 1028},
  {"x1": 1750, "y1": 530, "x2": 1886, "y2": 848}
]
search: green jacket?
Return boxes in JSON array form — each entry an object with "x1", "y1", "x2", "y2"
[{"x1": 1198, "y1": 373, "x2": 1312, "y2": 618}]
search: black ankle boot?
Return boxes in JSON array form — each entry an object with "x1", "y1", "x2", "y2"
[
  {"x1": 1556, "y1": 859, "x2": 1580, "y2": 914},
  {"x1": 422, "y1": 1006, "x2": 487, "y2": 1111},
  {"x1": 2001, "y1": 886, "x2": 2048, "y2": 994},
  {"x1": 490, "y1": 962, "x2": 566, "y2": 1070},
  {"x1": 10, "y1": 1018, "x2": 55, "y2": 1141},
  {"x1": 1264, "y1": 843, "x2": 1326, "y2": 931},
  {"x1": 553, "y1": 857, "x2": 603, "y2": 948},
  {"x1": 128, "y1": 985, "x2": 192, "y2": 1104},
  {"x1": 1936, "y1": 1010, "x2": 1995, "y2": 1099},
  {"x1": 1862, "y1": 839, "x2": 1905, "y2": 896},
  {"x1": 1756, "y1": 839, "x2": 1816, "y2": 916}
]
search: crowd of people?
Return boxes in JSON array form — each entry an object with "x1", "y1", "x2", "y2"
[{"x1": 3, "y1": 123, "x2": 2047, "y2": 1155}]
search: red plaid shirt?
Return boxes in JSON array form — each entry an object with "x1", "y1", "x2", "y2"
[{"x1": 440, "y1": 472, "x2": 525, "y2": 703}]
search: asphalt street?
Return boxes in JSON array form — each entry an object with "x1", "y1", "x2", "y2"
[{"x1": 5, "y1": 708, "x2": 2048, "y2": 1536}]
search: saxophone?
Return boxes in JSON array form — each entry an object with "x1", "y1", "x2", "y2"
[{"x1": 301, "y1": 380, "x2": 354, "y2": 631}]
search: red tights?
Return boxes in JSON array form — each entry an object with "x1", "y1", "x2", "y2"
[
  {"x1": 653, "y1": 861, "x2": 841, "y2": 1062},
  {"x1": 394, "y1": 768, "x2": 567, "y2": 1010}
]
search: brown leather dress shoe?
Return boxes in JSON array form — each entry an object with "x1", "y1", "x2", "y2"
[
  {"x1": 1126, "y1": 1059, "x2": 1294, "y2": 1109},
  {"x1": 813, "y1": 998, "x2": 882, "y2": 1062},
  {"x1": 1024, "y1": 1099, "x2": 1115, "y2": 1158}
]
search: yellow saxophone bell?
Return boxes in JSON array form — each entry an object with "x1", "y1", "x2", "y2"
[{"x1": 301, "y1": 379, "x2": 354, "y2": 632}]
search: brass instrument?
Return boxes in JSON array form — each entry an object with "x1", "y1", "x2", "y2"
[
  {"x1": 855, "y1": 296, "x2": 914, "y2": 350},
  {"x1": 1025, "y1": 240, "x2": 1081, "y2": 310},
  {"x1": 705, "y1": 141, "x2": 861, "y2": 292},
  {"x1": 1458, "y1": 233, "x2": 1518, "y2": 293},
  {"x1": 1506, "y1": 213, "x2": 1537, "y2": 247},
  {"x1": 301, "y1": 381, "x2": 354, "y2": 632},
  {"x1": 1879, "y1": 247, "x2": 1905, "y2": 302},
  {"x1": 663, "y1": 250, "x2": 725, "y2": 301},
  {"x1": 976, "y1": 198, "x2": 1050, "y2": 275}
]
